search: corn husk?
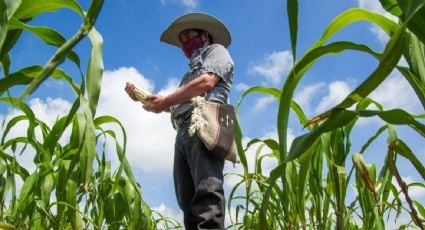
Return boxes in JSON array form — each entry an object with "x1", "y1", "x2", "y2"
[{"x1": 133, "y1": 85, "x2": 150, "y2": 104}]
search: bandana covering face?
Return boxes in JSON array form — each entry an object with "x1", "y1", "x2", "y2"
[{"x1": 182, "y1": 35, "x2": 204, "y2": 58}]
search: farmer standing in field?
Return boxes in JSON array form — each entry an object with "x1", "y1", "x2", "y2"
[{"x1": 125, "y1": 12, "x2": 234, "y2": 229}]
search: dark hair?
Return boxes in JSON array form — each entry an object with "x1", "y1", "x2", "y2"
[{"x1": 195, "y1": 29, "x2": 213, "y2": 44}]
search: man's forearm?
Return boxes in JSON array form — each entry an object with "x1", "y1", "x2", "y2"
[{"x1": 164, "y1": 73, "x2": 219, "y2": 107}]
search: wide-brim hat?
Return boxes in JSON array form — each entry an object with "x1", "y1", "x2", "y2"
[{"x1": 160, "y1": 12, "x2": 231, "y2": 48}]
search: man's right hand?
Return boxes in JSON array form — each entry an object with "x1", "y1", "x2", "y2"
[{"x1": 124, "y1": 82, "x2": 138, "y2": 101}]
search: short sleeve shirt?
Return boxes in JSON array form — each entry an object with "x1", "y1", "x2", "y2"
[{"x1": 170, "y1": 44, "x2": 234, "y2": 120}]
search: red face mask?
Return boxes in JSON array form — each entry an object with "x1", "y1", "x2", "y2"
[{"x1": 182, "y1": 35, "x2": 204, "y2": 58}]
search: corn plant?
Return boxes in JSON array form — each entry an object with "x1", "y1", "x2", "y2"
[
  {"x1": 230, "y1": 0, "x2": 425, "y2": 229},
  {"x1": 0, "y1": 0, "x2": 180, "y2": 229}
]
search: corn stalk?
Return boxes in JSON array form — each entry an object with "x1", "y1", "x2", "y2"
[
  {"x1": 0, "y1": 0, "x2": 177, "y2": 229},
  {"x1": 231, "y1": 0, "x2": 425, "y2": 229}
]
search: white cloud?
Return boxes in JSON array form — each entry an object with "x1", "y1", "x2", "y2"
[
  {"x1": 181, "y1": 0, "x2": 198, "y2": 8},
  {"x1": 223, "y1": 129, "x2": 296, "y2": 228},
  {"x1": 27, "y1": 97, "x2": 72, "y2": 124},
  {"x1": 357, "y1": 0, "x2": 387, "y2": 15},
  {"x1": 153, "y1": 203, "x2": 184, "y2": 226},
  {"x1": 97, "y1": 67, "x2": 177, "y2": 173},
  {"x1": 357, "y1": 0, "x2": 398, "y2": 45},
  {"x1": 370, "y1": 73, "x2": 420, "y2": 112},
  {"x1": 224, "y1": 128, "x2": 295, "y2": 189},
  {"x1": 160, "y1": 0, "x2": 198, "y2": 9},
  {"x1": 294, "y1": 82, "x2": 326, "y2": 115},
  {"x1": 397, "y1": 176, "x2": 425, "y2": 201},
  {"x1": 315, "y1": 81, "x2": 352, "y2": 114},
  {"x1": 253, "y1": 96, "x2": 275, "y2": 111},
  {"x1": 226, "y1": 206, "x2": 244, "y2": 227},
  {"x1": 248, "y1": 51, "x2": 293, "y2": 85},
  {"x1": 0, "y1": 66, "x2": 178, "y2": 177},
  {"x1": 235, "y1": 83, "x2": 250, "y2": 92},
  {"x1": 0, "y1": 97, "x2": 72, "y2": 174},
  {"x1": 293, "y1": 73, "x2": 419, "y2": 127}
]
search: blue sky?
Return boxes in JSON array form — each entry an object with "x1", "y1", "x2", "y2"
[{"x1": 1, "y1": 0, "x2": 424, "y2": 227}]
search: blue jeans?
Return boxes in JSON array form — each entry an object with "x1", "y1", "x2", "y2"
[{"x1": 174, "y1": 118, "x2": 225, "y2": 230}]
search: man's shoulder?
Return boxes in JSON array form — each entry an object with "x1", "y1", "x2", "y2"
[
  {"x1": 204, "y1": 44, "x2": 232, "y2": 60},
  {"x1": 207, "y1": 43, "x2": 226, "y2": 51}
]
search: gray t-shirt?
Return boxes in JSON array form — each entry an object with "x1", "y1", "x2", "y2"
[{"x1": 170, "y1": 44, "x2": 234, "y2": 122}]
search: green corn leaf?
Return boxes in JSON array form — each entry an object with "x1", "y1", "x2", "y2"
[
  {"x1": 399, "y1": 67, "x2": 425, "y2": 110},
  {"x1": 296, "y1": 141, "x2": 317, "y2": 226},
  {"x1": 4, "y1": 0, "x2": 22, "y2": 20},
  {"x1": 86, "y1": 27, "x2": 104, "y2": 117},
  {"x1": 65, "y1": 175, "x2": 83, "y2": 229},
  {"x1": 13, "y1": 0, "x2": 83, "y2": 20},
  {"x1": 0, "y1": 97, "x2": 37, "y2": 145},
  {"x1": 17, "y1": 172, "x2": 37, "y2": 212},
  {"x1": 258, "y1": 161, "x2": 292, "y2": 227},
  {"x1": 236, "y1": 86, "x2": 280, "y2": 113},
  {"x1": 0, "y1": 65, "x2": 80, "y2": 94},
  {"x1": 256, "y1": 152, "x2": 274, "y2": 176},
  {"x1": 234, "y1": 118, "x2": 248, "y2": 170},
  {"x1": 398, "y1": 32, "x2": 425, "y2": 109},
  {"x1": 0, "y1": 29, "x2": 22, "y2": 61},
  {"x1": 18, "y1": 27, "x2": 86, "y2": 100},
  {"x1": 43, "y1": 98, "x2": 80, "y2": 153},
  {"x1": 1, "y1": 53, "x2": 11, "y2": 80},
  {"x1": 408, "y1": 182, "x2": 425, "y2": 190},
  {"x1": 245, "y1": 138, "x2": 279, "y2": 152},
  {"x1": 313, "y1": 8, "x2": 398, "y2": 49},
  {"x1": 287, "y1": 0, "x2": 298, "y2": 60},
  {"x1": 79, "y1": 98, "x2": 96, "y2": 192},
  {"x1": 56, "y1": 159, "x2": 70, "y2": 220},
  {"x1": 357, "y1": 109, "x2": 425, "y2": 137},
  {"x1": 405, "y1": 33, "x2": 425, "y2": 83},
  {"x1": 359, "y1": 125, "x2": 388, "y2": 154},
  {"x1": 0, "y1": 0, "x2": 21, "y2": 54},
  {"x1": 277, "y1": 9, "x2": 399, "y2": 160},
  {"x1": 226, "y1": 174, "x2": 245, "y2": 224},
  {"x1": 291, "y1": 100, "x2": 309, "y2": 127},
  {"x1": 1, "y1": 115, "x2": 27, "y2": 144},
  {"x1": 398, "y1": 0, "x2": 425, "y2": 44},
  {"x1": 392, "y1": 139, "x2": 425, "y2": 181},
  {"x1": 8, "y1": 18, "x2": 80, "y2": 67},
  {"x1": 84, "y1": 0, "x2": 103, "y2": 28},
  {"x1": 287, "y1": 109, "x2": 357, "y2": 163},
  {"x1": 312, "y1": 26, "x2": 406, "y2": 123},
  {"x1": 0, "y1": 0, "x2": 8, "y2": 55},
  {"x1": 41, "y1": 173, "x2": 54, "y2": 204},
  {"x1": 94, "y1": 115, "x2": 152, "y2": 228},
  {"x1": 357, "y1": 97, "x2": 384, "y2": 111},
  {"x1": 83, "y1": 0, "x2": 104, "y2": 30},
  {"x1": 0, "y1": 222, "x2": 16, "y2": 230},
  {"x1": 278, "y1": 41, "x2": 380, "y2": 160},
  {"x1": 379, "y1": 0, "x2": 403, "y2": 16},
  {"x1": 413, "y1": 200, "x2": 425, "y2": 219},
  {"x1": 0, "y1": 148, "x2": 30, "y2": 179},
  {"x1": 18, "y1": 0, "x2": 104, "y2": 100}
]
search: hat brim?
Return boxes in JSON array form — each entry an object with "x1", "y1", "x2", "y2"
[{"x1": 160, "y1": 12, "x2": 231, "y2": 48}]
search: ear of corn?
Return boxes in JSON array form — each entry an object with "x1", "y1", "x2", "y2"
[{"x1": 132, "y1": 84, "x2": 151, "y2": 104}]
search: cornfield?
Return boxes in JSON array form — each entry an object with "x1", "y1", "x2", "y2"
[
  {"x1": 0, "y1": 0, "x2": 424, "y2": 229},
  {"x1": 0, "y1": 0, "x2": 176, "y2": 229},
  {"x1": 229, "y1": 0, "x2": 425, "y2": 229}
]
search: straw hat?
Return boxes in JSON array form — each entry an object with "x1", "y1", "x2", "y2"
[{"x1": 160, "y1": 12, "x2": 231, "y2": 48}]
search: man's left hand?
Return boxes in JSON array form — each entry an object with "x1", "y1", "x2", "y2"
[{"x1": 143, "y1": 94, "x2": 170, "y2": 113}]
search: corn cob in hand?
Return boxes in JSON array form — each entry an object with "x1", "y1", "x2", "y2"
[{"x1": 129, "y1": 82, "x2": 151, "y2": 104}]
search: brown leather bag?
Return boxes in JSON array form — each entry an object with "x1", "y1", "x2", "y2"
[{"x1": 189, "y1": 97, "x2": 239, "y2": 165}]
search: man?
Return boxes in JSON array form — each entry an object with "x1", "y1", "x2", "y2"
[{"x1": 125, "y1": 12, "x2": 234, "y2": 229}]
